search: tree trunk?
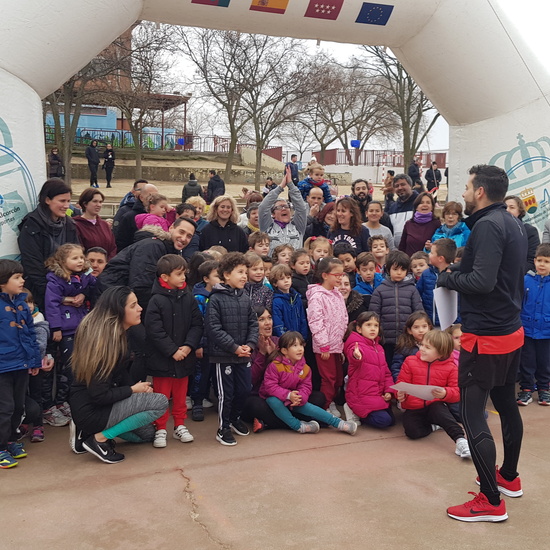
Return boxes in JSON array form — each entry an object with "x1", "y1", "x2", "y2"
[
  {"x1": 254, "y1": 146, "x2": 263, "y2": 190},
  {"x1": 131, "y1": 127, "x2": 143, "y2": 180},
  {"x1": 224, "y1": 133, "x2": 238, "y2": 184}
]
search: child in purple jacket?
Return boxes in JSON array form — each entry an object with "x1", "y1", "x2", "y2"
[
  {"x1": 44, "y1": 244, "x2": 96, "y2": 422},
  {"x1": 259, "y1": 332, "x2": 357, "y2": 435}
]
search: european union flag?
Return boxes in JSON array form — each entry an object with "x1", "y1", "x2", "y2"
[{"x1": 355, "y1": 2, "x2": 394, "y2": 25}]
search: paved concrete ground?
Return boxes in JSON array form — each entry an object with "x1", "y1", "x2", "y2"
[{"x1": 3, "y1": 397, "x2": 548, "y2": 549}]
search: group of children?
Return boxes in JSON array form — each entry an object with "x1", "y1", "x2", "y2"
[{"x1": 3, "y1": 197, "x2": 550, "y2": 468}]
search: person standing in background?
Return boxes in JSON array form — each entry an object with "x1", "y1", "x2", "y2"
[
  {"x1": 285, "y1": 154, "x2": 300, "y2": 185},
  {"x1": 103, "y1": 144, "x2": 115, "y2": 189},
  {"x1": 48, "y1": 147, "x2": 64, "y2": 179},
  {"x1": 85, "y1": 140, "x2": 100, "y2": 188}
]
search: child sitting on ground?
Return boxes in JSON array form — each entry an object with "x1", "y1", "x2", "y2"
[
  {"x1": 410, "y1": 251, "x2": 430, "y2": 281},
  {"x1": 370, "y1": 250, "x2": 424, "y2": 365},
  {"x1": 244, "y1": 252, "x2": 273, "y2": 309},
  {"x1": 417, "y1": 238, "x2": 457, "y2": 326},
  {"x1": 391, "y1": 311, "x2": 433, "y2": 382},
  {"x1": 259, "y1": 332, "x2": 356, "y2": 435},
  {"x1": 272, "y1": 243, "x2": 294, "y2": 266},
  {"x1": 343, "y1": 312, "x2": 395, "y2": 428},
  {"x1": 396, "y1": 329, "x2": 470, "y2": 459},
  {"x1": 368, "y1": 235, "x2": 390, "y2": 274},
  {"x1": 145, "y1": 255, "x2": 203, "y2": 448},
  {"x1": 270, "y1": 264, "x2": 308, "y2": 340}
]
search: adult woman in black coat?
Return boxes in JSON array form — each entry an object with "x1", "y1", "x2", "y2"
[
  {"x1": 17, "y1": 179, "x2": 79, "y2": 308},
  {"x1": 48, "y1": 147, "x2": 64, "y2": 179},
  {"x1": 70, "y1": 286, "x2": 168, "y2": 464},
  {"x1": 504, "y1": 195, "x2": 540, "y2": 273},
  {"x1": 199, "y1": 195, "x2": 248, "y2": 252},
  {"x1": 85, "y1": 139, "x2": 100, "y2": 188},
  {"x1": 103, "y1": 144, "x2": 115, "y2": 188}
]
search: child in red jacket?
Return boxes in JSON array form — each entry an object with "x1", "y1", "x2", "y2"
[
  {"x1": 259, "y1": 332, "x2": 357, "y2": 435},
  {"x1": 397, "y1": 330, "x2": 470, "y2": 458},
  {"x1": 343, "y1": 312, "x2": 395, "y2": 428}
]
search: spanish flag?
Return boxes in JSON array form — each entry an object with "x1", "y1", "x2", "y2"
[{"x1": 250, "y1": 0, "x2": 289, "y2": 15}]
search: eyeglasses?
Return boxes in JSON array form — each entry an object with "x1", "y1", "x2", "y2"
[
  {"x1": 273, "y1": 205, "x2": 290, "y2": 211},
  {"x1": 327, "y1": 272, "x2": 344, "y2": 278}
]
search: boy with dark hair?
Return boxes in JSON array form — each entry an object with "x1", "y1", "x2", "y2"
[
  {"x1": 368, "y1": 235, "x2": 390, "y2": 273},
  {"x1": 270, "y1": 264, "x2": 308, "y2": 340},
  {"x1": 370, "y1": 251, "x2": 424, "y2": 364},
  {"x1": 355, "y1": 252, "x2": 383, "y2": 303},
  {"x1": 0, "y1": 260, "x2": 44, "y2": 468},
  {"x1": 518, "y1": 243, "x2": 550, "y2": 406},
  {"x1": 144, "y1": 255, "x2": 204, "y2": 448},
  {"x1": 205, "y1": 252, "x2": 259, "y2": 445},
  {"x1": 417, "y1": 238, "x2": 457, "y2": 325},
  {"x1": 334, "y1": 241, "x2": 358, "y2": 275},
  {"x1": 191, "y1": 260, "x2": 220, "y2": 421}
]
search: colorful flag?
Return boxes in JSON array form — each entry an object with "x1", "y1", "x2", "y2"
[
  {"x1": 304, "y1": 1, "x2": 344, "y2": 21},
  {"x1": 355, "y1": 2, "x2": 394, "y2": 25},
  {"x1": 250, "y1": 0, "x2": 289, "y2": 14},
  {"x1": 191, "y1": 0, "x2": 231, "y2": 7}
]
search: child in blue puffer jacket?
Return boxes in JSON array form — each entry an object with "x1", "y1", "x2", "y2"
[
  {"x1": 298, "y1": 162, "x2": 334, "y2": 204},
  {"x1": 518, "y1": 244, "x2": 550, "y2": 406}
]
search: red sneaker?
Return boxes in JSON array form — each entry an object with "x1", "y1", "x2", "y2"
[
  {"x1": 252, "y1": 418, "x2": 265, "y2": 433},
  {"x1": 447, "y1": 492, "x2": 508, "y2": 522},
  {"x1": 475, "y1": 466, "x2": 523, "y2": 498}
]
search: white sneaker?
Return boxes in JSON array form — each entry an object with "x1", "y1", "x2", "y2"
[
  {"x1": 173, "y1": 425, "x2": 194, "y2": 443},
  {"x1": 327, "y1": 402, "x2": 341, "y2": 418},
  {"x1": 343, "y1": 403, "x2": 361, "y2": 423},
  {"x1": 431, "y1": 424, "x2": 442, "y2": 432},
  {"x1": 455, "y1": 437, "x2": 471, "y2": 458},
  {"x1": 153, "y1": 429, "x2": 167, "y2": 448},
  {"x1": 202, "y1": 399, "x2": 214, "y2": 409},
  {"x1": 186, "y1": 396, "x2": 192, "y2": 408},
  {"x1": 43, "y1": 405, "x2": 70, "y2": 427}
]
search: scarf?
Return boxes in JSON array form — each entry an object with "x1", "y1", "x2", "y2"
[
  {"x1": 247, "y1": 222, "x2": 259, "y2": 233},
  {"x1": 413, "y1": 212, "x2": 433, "y2": 224}
]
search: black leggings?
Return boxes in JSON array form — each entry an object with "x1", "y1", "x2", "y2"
[{"x1": 461, "y1": 382, "x2": 523, "y2": 503}]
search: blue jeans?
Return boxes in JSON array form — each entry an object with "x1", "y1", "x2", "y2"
[
  {"x1": 265, "y1": 397, "x2": 340, "y2": 431},
  {"x1": 519, "y1": 336, "x2": 550, "y2": 391}
]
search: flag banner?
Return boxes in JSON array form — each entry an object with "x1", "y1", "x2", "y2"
[
  {"x1": 250, "y1": 0, "x2": 289, "y2": 14},
  {"x1": 355, "y1": 2, "x2": 394, "y2": 25},
  {"x1": 304, "y1": 1, "x2": 344, "y2": 21},
  {"x1": 191, "y1": 0, "x2": 231, "y2": 7}
]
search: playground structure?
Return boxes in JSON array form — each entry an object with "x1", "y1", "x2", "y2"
[{"x1": 1, "y1": 0, "x2": 550, "y2": 258}]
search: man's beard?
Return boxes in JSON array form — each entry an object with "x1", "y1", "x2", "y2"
[{"x1": 464, "y1": 200, "x2": 475, "y2": 216}]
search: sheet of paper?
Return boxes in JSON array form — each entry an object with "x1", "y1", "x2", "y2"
[
  {"x1": 391, "y1": 382, "x2": 443, "y2": 400},
  {"x1": 433, "y1": 286, "x2": 458, "y2": 330}
]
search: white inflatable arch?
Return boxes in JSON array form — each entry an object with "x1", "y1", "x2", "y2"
[{"x1": 1, "y1": 0, "x2": 550, "y2": 258}]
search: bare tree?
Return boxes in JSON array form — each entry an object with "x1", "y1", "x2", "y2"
[{"x1": 356, "y1": 46, "x2": 440, "y2": 164}]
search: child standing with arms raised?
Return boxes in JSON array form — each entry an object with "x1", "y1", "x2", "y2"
[
  {"x1": 343, "y1": 312, "x2": 395, "y2": 428},
  {"x1": 144, "y1": 255, "x2": 203, "y2": 448},
  {"x1": 206, "y1": 252, "x2": 259, "y2": 445},
  {"x1": 306, "y1": 257, "x2": 348, "y2": 417},
  {"x1": 0, "y1": 260, "x2": 45, "y2": 468}
]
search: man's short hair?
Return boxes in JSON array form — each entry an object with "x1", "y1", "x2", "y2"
[
  {"x1": 209, "y1": 169, "x2": 216, "y2": 176},
  {"x1": 133, "y1": 179, "x2": 148, "y2": 190},
  {"x1": 432, "y1": 238, "x2": 457, "y2": 264},
  {"x1": 469, "y1": 164, "x2": 509, "y2": 202},
  {"x1": 333, "y1": 241, "x2": 357, "y2": 258},
  {"x1": 386, "y1": 250, "x2": 411, "y2": 273},
  {"x1": 351, "y1": 179, "x2": 369, "y2": 193},
  {"x1": 291, "y1": 154, "x2": 297, "y2": 160},
  {"x1": 0, "y1": 259, "x2": 24, "y2": 286},
  {"x1": 86, "y1": 246, "x2": 108, "y2": 259},
  {"x1": 535, "y1": 243, "x2": 550, "y2": 259},
  {"x1": 269, "y1": 263, "x2": 292, "y2": 285},
  {"x1": 218, "y1": 252, "x2": 248, "y2": 281},
  {"x1": 393, "y1": 174, "x2": 413, "y2": 187},
  {"x1": 156, "y1": 254, "x2": 188, "y2": 277},
  {"x1": 172, "y1": 216, "x2": 197, "y2": 230}
]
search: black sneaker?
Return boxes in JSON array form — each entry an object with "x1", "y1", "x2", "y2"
[
  {"x1": 192, "y1": 404, "x2": 204, "y2": 422},
  {"x1": 230, "y1": 419, "x2": 250, "y2": 436},
  {"x1": 69, "y1": 420, "x2": 87, "y2": 454},
  {"x1": 82, "y1": 435, "x2": 125, "y2": 464},
  {"x1": 216, "y1": 428, "x2": 237, "y2": 446},
  {"x1": 517, "y1": 390, "x2": 533, "y2": 406}
]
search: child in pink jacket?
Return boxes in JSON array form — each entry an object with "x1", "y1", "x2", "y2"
[
  {"x1": 306, "y1": 257, "x2": 348, "y2": 416},
  {"x1": 259, "y1": 332, "x2": 357, "y2": 435},
  {"x1": 343, "y1": 312, "x2": 395, "y2": 428},
  {"x1": 135, "y1": 193, "x2": 177, "y2": 231}
]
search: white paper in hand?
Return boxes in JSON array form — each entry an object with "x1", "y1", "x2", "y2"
[
  {"x1": 391, "y1": 382, "x2": 444, "y2": 401},
  {"x1": 433, "y1": 287, "x2": 458, "y2": 330}
]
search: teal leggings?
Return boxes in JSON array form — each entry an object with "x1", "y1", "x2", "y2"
[{"x1": 265, "y1": 396, "x2": 340, "y2": 431}]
